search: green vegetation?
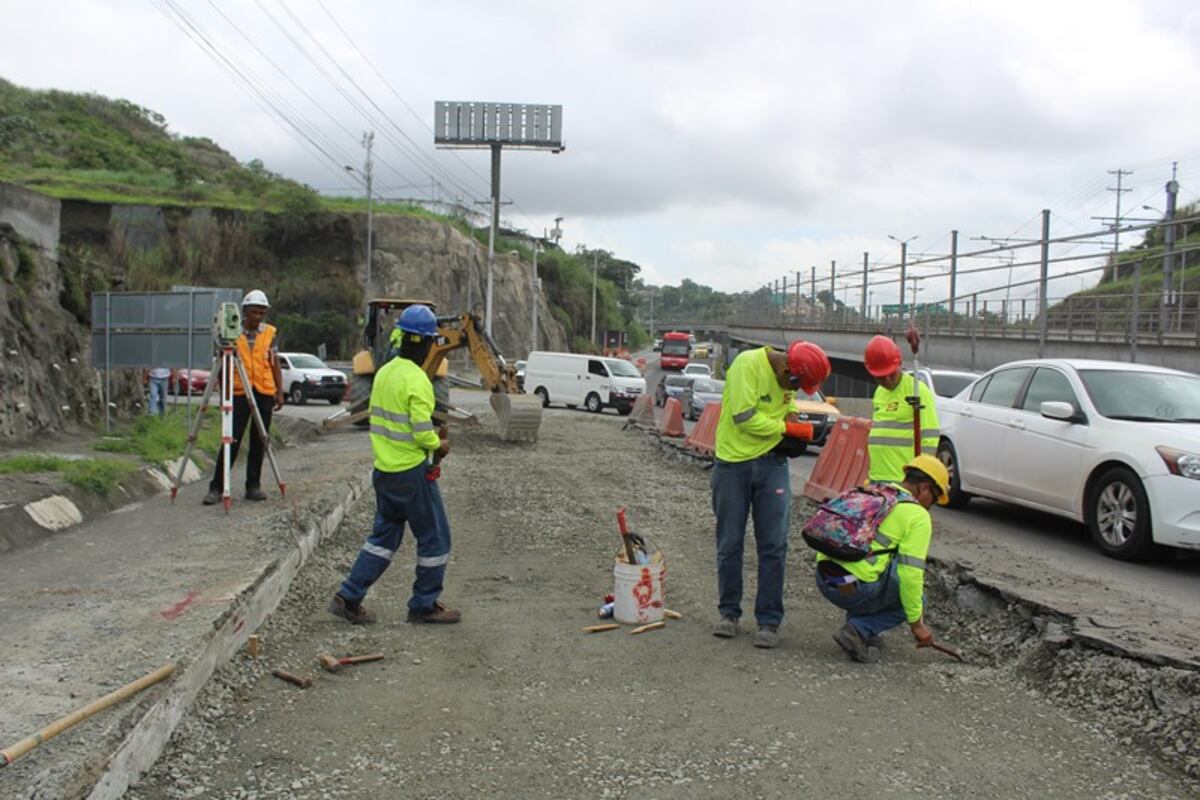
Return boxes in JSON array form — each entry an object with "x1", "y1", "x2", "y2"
[
  {"x1": 93, "y1": 409, "x2": 220, "y2": 464},
  {"x1": 0, "y1": 453, "x2": 138, "y2": 495}
]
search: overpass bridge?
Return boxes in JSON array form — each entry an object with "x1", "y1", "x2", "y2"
[{"x1": 653, "y1": 315, "x2": 1200, "y2": 397}]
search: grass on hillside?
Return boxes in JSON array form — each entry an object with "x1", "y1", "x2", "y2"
[
  {"x1": 0, "y1": 453, "x2": 138, "y2": 495},
  {"x1": 93, "y1": 409, "x2": 221, "y2": 464}
]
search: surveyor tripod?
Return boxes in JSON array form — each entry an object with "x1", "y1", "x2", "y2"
[{"x1": 169, "y1": 342, "x2": 286, "y2": 512}]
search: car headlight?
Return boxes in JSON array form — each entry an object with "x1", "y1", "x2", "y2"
[
  {"x1": 1156, "y1": 446, "x2": 1200, "y2": 480},
  {"x1": 305, "y1": 375, "x2": 319, "y2": 383}
]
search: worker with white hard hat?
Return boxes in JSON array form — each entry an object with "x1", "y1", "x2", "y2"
[{"x1": 203, "y1": 290, "x2": 285, "y2": 505}]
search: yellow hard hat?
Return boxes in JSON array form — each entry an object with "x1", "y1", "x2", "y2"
[{"x1": 905, "y1": 454, "x2": 950, "y2": 505}]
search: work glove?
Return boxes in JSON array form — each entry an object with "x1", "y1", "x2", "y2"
[
  {"x1": 784, "y1": 420, "x2": 814, "y2": 441},
  {"x1": 910, "y1": 619, "x2": 934, "y2": 647}
]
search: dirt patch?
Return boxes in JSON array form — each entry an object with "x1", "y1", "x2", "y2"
[{"x1": 127, "y1": 408, "x2": 1198, "y2": 799}]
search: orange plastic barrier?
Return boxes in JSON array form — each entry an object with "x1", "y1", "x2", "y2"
[
  {"x1": 658, "y1": 398, "x2": 686, "y2": 438},
  {"x1": 685, "y1": 401, "x2": 720, "y2": 456},
  {"x1": 802, "y1": 416, "x2": 872, "y2": 502},
  {"x1": 627, "y1": 394, "x2": 656, "y2": 426}
]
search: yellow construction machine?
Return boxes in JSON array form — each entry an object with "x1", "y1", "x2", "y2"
[{"x1": 323, "y1": 298, "x2": 542, "y2": 442}]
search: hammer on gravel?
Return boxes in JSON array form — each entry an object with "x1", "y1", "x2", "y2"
[{"x1": 318, "y1": 652, "x2": 385, "y2": 673}]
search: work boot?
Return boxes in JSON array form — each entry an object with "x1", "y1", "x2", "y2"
[
  {"x1": 407, "y1": 601, "x2": 461, "y2": 624},
  {"x1": 202, "y1": 488, "x2": 221, "y2": 506},
  {"x1": 754, "y1": 624, "x2": 780, "y2": 649},
  {"x1": 834, "y1": 623, "x2": 880, "y2": 663},
  {"x1": 245, "y1": 486, "x2": 268, "y2": 501},
  {"x1": 711, "y1": 616, "x2": 739, "y2": 639},
  {"x1": 328, "y1": 594, "x2": 376, "y2": 625}
]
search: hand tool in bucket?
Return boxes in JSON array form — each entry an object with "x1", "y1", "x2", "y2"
[{"x1": 615, "y1": 507, "x2": 639, "y2": 564}]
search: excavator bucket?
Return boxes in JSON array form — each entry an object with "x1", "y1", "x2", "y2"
[{"x1": 490, "y1": 393, "x2": 542, "y2": 442}]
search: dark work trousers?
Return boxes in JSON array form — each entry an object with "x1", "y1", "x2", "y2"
[{"x1": 209, "y1": 390, "x2": 274, "y2": 492}]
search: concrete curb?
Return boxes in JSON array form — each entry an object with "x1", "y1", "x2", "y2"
[{"x1": 85, "y1": 469, "x2": 373, "y2": 799}]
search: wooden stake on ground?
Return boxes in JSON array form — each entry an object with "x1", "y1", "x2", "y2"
[
  {"x1": 630, "y1": 621, "x2": 666, "y2": 635},
  {"x1": 581, "y1": 624, "x2": 621, "y2": 633},
  {"x1": 0, "y1": 663, "x2": 176, "y2": 769},
  {"x1": 246, "y1": 635, "x2": 261, "y2": 658},
  {"x1": 663, "y1": 609, "x2": 683, "y2": 620}
]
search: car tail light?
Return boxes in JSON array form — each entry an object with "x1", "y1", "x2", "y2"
[{"x1": 1156, "y1": 446, "x2": 1200, "y2": 480}]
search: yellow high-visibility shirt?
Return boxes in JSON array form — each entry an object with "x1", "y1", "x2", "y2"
[
  {"x1": 816, "y1": 486, "x2": 932, "y2": 622},
  {"x1": 369, "y1": 356, "x2": 441, "y2": 472},
  {"x1": 868, "y1": 373, "x2": 939, "y2": 482},
  {"x1": 715, "y1": 347, "x2": 793, "y2": 462}
]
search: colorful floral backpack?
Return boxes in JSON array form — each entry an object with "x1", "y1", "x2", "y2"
[{"x1": 801, "y1": 483, "x2": 916, "y2": 560}]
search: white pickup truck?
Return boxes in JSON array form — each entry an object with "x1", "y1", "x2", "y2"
[{"x1": 278, "y1": 352, "x2": 347, "y2": 405}]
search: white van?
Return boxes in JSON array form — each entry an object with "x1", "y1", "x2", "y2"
[{"x1": 525, "y1": 351, "x2": 647, "y2": 415}]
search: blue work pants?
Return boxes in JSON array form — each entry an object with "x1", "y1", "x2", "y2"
[
  {"x1": 711, "y1": 453, "x2": 791, "y2": 626},
  {"x1": 339, "y1": 465, "x2": 451, "y2": 612},
  {"x1": 815, "y1": 558, "x2": 909, "y2": 639},
  {"x1": 148, "y1": 376, "x2": 169, "y2": 417}
]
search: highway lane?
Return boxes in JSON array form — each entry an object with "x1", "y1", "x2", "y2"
[{"x1": 638, "y1": 348, "x2": 1199, "y2": 636}]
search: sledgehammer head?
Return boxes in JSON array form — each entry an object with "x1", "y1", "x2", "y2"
[{"x1": 318, "y1": 653, "x2": 343, "y2": 673}]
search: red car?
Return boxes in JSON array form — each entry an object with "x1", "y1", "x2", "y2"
[{"x1": 172, "y1": 368, "x2": 210, "y2": 395}]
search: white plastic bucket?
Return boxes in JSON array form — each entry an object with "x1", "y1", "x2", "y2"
[{"x1": 613, "y1": 560, "x2": 666, "y2": 624}]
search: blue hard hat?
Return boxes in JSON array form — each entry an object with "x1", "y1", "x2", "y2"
[{"x1": 397, "y1": 304, "x2": 437, "y2": 337}]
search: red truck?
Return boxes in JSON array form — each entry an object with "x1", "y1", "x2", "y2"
[{"x1": 659, "y1": 331, "x2": 691, "y2": 370}]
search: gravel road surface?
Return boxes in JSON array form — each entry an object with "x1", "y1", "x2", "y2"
[{"x1": 129, "y1": 398, "x2": 1198, "y2": 799}]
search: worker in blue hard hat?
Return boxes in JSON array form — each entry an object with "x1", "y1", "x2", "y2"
[{"x1": 330, "y1": 304, "x2": 460, "y2": 625}]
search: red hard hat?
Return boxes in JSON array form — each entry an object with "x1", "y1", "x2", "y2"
[
  {"x1": 786, "y1": 340, "x2": 831, "y2": 394},
  {"x1": 864, "y1": 335, "x2": 902, "y2": 378}
]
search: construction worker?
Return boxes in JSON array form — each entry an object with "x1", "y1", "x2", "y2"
[
  {"x1": 815, "y1": 454, "x2": 950, "y2": 663},
  {"x1": 711, "y1": 340, "x2": 831, "y2": 649},
  {"x1": 329, "y1": 304, "x2": 460, "y2": 625},
  {"x1": 864, "y1": 335, "x2": 939, "y2": 483},
  {"x1": 203, "y1": 290, "x2": 284, "y2": 505}
]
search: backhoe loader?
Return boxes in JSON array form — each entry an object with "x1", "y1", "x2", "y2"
[{"x1": 322, "y1": 298, "x2": 542, "y2": 442}]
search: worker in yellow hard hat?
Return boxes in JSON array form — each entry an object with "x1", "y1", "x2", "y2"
[{"x1": 812, "y1": 454, "x2": 949, "y2": 663}]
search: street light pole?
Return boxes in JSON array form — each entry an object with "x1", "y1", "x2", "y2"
[
  {"x1": 531, "y1": 238, "x2": 540, "y2": 354},
  {"x1": 591, "y1": 252, "x2": 598, "y2": 349}
]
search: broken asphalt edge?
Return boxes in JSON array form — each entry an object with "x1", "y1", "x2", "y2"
[
  {"x1": 82, "y1": 468, "x2": 372, "y2": 800},
  {"x1": 627, "y1": 424, "x2": 1200, "y2": 675}
]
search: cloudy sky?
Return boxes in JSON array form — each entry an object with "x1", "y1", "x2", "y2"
[{"x1": 4, "y1": 0, "x2": 1200, "y2": 308}]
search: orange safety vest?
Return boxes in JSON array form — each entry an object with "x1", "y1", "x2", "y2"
[{"x1": 233, "y1": 324, "x2": 277, "y2": 396}]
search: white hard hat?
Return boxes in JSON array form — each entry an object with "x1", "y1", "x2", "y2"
[{"x1": 242, "y1": 289, "x2": 270, "y2": 308}]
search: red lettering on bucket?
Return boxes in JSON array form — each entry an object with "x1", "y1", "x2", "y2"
[{"x1": 632, "y1": 567, "x2": 655, "y2": 610}]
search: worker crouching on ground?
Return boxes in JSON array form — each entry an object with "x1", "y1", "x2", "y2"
[
  {"x1": 329, "y1": 304, "x2": 460, "y2": 625},
  {"x1": 815, "y1": 454, "x2": 950, "y2": 663},
  {"x1": 711, "y1": 340, "x2": 831, "y2": 649},
  {"x1": 203, "y1": 290, "x2": 285, "y2": 505},
  {"x1": 864, "y1": 335, "x2": 939, "y2": 483}
]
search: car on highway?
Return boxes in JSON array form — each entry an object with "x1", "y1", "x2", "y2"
[
  {"x1": 652, "y1": 338, "x2": 662, "y2": 352},
  {"x1": 936, "y1": 359, "x2": 1200, "y2": 561},
  {"x1": 278, "y1": 352, "x2": 347, "y2": 405},
  {"x1": 655, "y1": 373, "x2": 695, "y2": 407},
  {"x1": 680, "y1": 377, "x2": 724, "y2": 420},
  {"x1": 682, "y1": 363, "x2": 712, "y2": 378},
  {"x1": 692, "y1": 343, "x2": 710, "y2": 359},
  {"x1": 917, "y1": 368, "x2": 979, "y2": 398},
  {"x1": 792, "y1": 389, "x2": 841, "y2": 450},
  {"x1": 514, "y1": 360, "x2": 526, "y2": 392}
]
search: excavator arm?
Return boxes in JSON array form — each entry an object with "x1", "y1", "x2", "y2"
[
  {"x1": 423, "y1": 313, "x2": 519, "y2": 394},
  {"x1": 421, "y1": 312, "x2": 541, "y2": 442}
]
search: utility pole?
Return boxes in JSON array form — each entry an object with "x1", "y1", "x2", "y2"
[
  {"x1": 362, "y1": 131, "x2": 375, "y2": 292},
  {"x1": 1161, "y1": 171, "x2": 1179, "y2": 336},
  {"x1": 531, "y1": 237, "x2": 540, "y2": 353},
  {"x1": 485, "y1": 144, "x2": 502, "y2": 335},
  {"x1": 649, "y1": 287, "x2": 655, "y2": 339},
  {"x1": 1107, "y1": 168, "x2": 1132, "y2": 280},
  {"x1": 591, "y1": 251, "x2": 598, "y2": 349},
  {"x1": 889, "y1": 235, "x2": 917, "y2": 315},
  {"x1": 810, "y1": 266, "x2": 816, "y2": 302},
  {"x1": 861, "y1": 252, "x2": 869, "y2": 318},
  {"x1": 551, "y1": 216, "x2": 563, "y2": 246},
  {"x1": 829, "y1": 260, "x2": 836, "y2": 311},
  {"x1": 795, "y1": 270, "x2": 801, "y2": 315},
  {"x1": 948, "y1": 230, "x2": 958, "y2": 332},
  {"x1": 1038, "y1": 209, "x2": 1050, "y2": 357}
]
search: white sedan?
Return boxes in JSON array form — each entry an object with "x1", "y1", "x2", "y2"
[
  {"x1": 682, "y1": 363, "x2": 712, "y2": 378},
  {"x1": 936, "y1": 359, "x2": 1200, "y2": 561}
]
